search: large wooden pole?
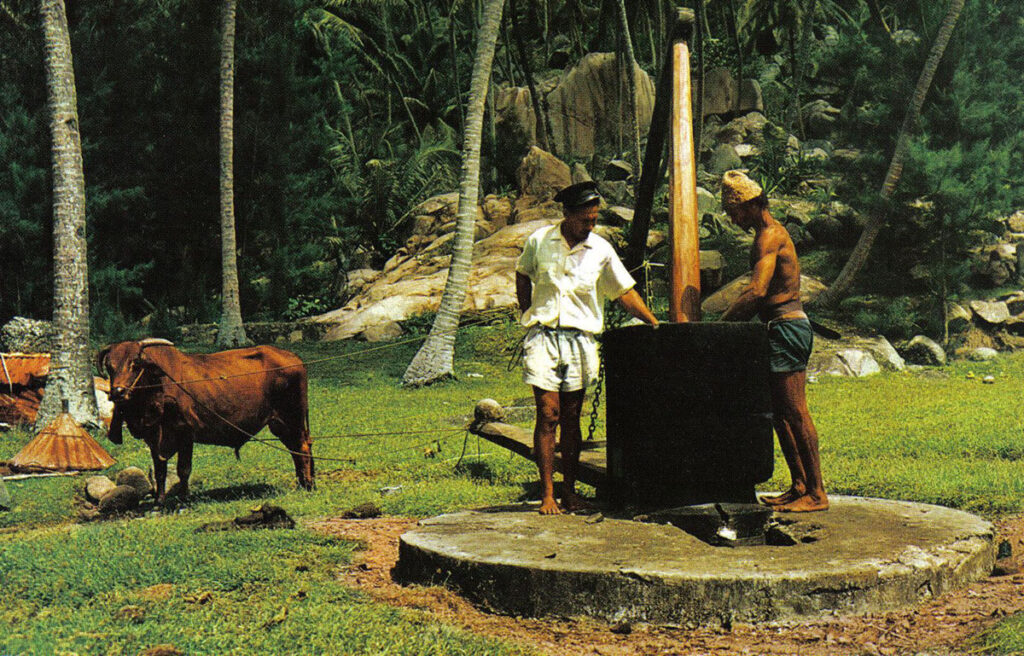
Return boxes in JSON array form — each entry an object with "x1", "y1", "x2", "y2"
[
  {"x1": 668, "y1": 9, "x2": 700, "y2": 322},
  {"x1": 624, "y1": 10, "x2": 694, "y2": 297}
]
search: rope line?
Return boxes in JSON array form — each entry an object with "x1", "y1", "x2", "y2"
[
  {"x1": 249, "y1": 429, "x2": 465, "y2": 464},
  {"x1": 125, "y1": 315, "x2": 498, "y2": 391}
]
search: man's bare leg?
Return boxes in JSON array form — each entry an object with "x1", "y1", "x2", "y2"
[
  {"x1": 762, "y1": 380, "x2": 808, "y2": 506},
  {"x1": 533, "y1": 387, "x2": 562, "y2": 515},
  {"x1": 772, "y1": 371, "x2": 828, "y2": 512},
  {"x1": 558, "y1": 390, "x2": 592, "y2": 512}
]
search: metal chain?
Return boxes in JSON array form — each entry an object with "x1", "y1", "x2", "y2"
[{"x1": 585, "y1": 353, "x2": 605, "y2": 441}]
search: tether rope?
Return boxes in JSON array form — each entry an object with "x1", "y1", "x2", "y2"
[{"x1": 125, "y1": 315, "x2": 500, "y2": 391}]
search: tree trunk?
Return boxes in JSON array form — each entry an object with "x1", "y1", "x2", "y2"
[
  {"x1": 694, "y1": 0, "x2": 708, "y2": 156},
  {"x1": 726, "y1": 0, "x2": 743, "y2": 102},
  {"x1": 216, "y1": 0, "x2": 250, "y2": 348},
  {"x1": 616, "y1": 0, "x2": 642, "y2": 180},
  {"x1": 402, "y1": 0, "x2": 504, "y2": 386},
  {"x1": 815, "y1": 0, "x2": 964, "y2": 307},
  {"x1": 510, "y1": 0, "x2": 550, "y2": 152},
  {"x1": 36, "y1": 0, "x2": 99, "y2": 429}
]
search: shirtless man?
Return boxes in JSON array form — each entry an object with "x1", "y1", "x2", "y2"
[
  {"x1": 516, "y1": 181, "x2": 659, "y2": 515},
  {"x1": 719, "y1": 170, "x2": 828, "y2": 512}
]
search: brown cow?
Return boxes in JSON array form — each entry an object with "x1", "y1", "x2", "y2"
[{"x1": 97, "y1": 338, "x2": 314, "y2": 503}]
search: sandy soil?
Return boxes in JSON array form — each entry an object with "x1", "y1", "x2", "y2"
[{"x1": 309, "y1": 514, "x2": 1024, "y2": 656}]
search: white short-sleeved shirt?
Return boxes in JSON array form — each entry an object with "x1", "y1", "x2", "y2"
[{"x1": 516, "y1": 223, "x2": 636, "y2": 334}]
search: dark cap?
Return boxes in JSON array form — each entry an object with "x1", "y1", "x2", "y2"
[{"x1": 554, "y1": 181, "x2": 601, "y2": 209}]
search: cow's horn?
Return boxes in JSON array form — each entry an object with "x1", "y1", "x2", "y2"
[
  {"x1": 139, "y1": 338, "x2": 174, "y2": 348},
  {"x1": 96, "y1": 344, "x2": 114, "y2": 373}
]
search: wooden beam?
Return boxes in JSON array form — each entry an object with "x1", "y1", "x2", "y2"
[
  {"x1": 471, "y1": 421, "x2": 608, "y2": 488},
  {"x1": 667, "y1": 10, "x2": 701, "y2": 322}
]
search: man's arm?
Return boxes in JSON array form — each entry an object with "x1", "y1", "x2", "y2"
[
  {"x1": 616, "y1": 288, "x2": 659, "y2": 326},
  {"x1": 516, "y1": 271, "x2": 533, "y2": 313},
  {"x1": 720, "y1": 229, "x2": 782, "y2": 322}
]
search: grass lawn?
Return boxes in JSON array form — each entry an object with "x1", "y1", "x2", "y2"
[{"x1": 2, "y1": 322, "x2": 1024, "y2": 654}]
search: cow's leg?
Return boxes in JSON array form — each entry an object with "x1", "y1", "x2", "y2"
[
  {"x1": 176, "y1": 440, "x2": 193, "y2": 498},
  {"x1": 151, "y1": 447, "x2": 168, "y2": 505}
]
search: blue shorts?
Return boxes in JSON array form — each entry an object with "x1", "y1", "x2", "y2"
[{"x1": 768, "y1": 318, "x2": 813, "y2": 373}]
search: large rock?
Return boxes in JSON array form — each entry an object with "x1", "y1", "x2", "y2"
[
  {"x1": 85, "y1": 476, "x2": 116, "y2": 503},
  {"x1": 972, "y1": 245, "x2": 1017, "y2": 287},
  {"x1": 708, "y1": 144, "x2": 742, "y2": 174},
  {"x1": 998, "y1": 291, "x2": 1024, "y2": 316},
  {"x1": 800, "y1": 99, "x2": 840, "y2": 138},
  {"x1": 970, "y1": 300, "x2": 1011, "y2": 325},
  {"x1": 842, "y1": 335, "x2": 905, "y2": 371},
  {"x1": 809, "y1": 349, "x2": 881, "y2": 378},
  {"x1": 701, "y1": 275, "x2": 827, "y2": 315},
  {"x1": 546, "y1": 53, "x2": 655, "y2": 161},
  {"x1": 314, "y1": 218, "x2": 557, "y2": 341},
  {"x1": 699, "y1": 251, "x2": 726, "y2": 293},
  {"x1": 1, "y1": 317, "x2": 55, "y2": 353},
  {"x1": 715, "y1": 112, "x2": 770, "y2": 146},
  {"x1": 696, "y1": 187, "x2": 719, "y2": 216},
  {"x1": 702, "y1": 67, "x2": 763, "y2": 116},
  {"x1": 968, "y1": 347, "x2": 998, "y2": 362},
  {"x1": 363, "y1": 321, "x2": 403, "y2": 343},
  {"x1": 493, "y1": 86, "x2": 537, "y2": 172},
  {"x1": 482, "y1": 195, "x2": 514, "y2": 229},
  {"x1": 902, "y1": 335, "x2": 946, "y2": 366},
  {"x1": 947, "y1": 303, "x2": 972, "y2": 333},
  {"x1": 98, "y1": 485, "x2": 141, "y2": 514},
  {"x1": 116, "y1": 467, "x2": 152, "y2": 498},
  {"x1": 517, "y1": 147, "x2": 571, "y2": 201}
]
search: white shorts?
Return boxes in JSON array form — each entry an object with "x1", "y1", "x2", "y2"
[{"x1": 522, "y1": 326, "x2": 600, "y2": 392}]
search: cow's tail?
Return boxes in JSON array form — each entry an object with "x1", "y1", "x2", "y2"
[{"x1": 234, "y1": 447, "x2": 241, "y2": 461}]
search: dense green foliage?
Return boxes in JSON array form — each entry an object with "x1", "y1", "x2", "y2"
[{"x1": 1, "y1": 0, "x2": 1022, "y2": 341}]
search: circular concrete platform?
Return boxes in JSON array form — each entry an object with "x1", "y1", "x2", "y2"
[{"x1": 395, "y1": 496, "x2": 995, "y2": 627}]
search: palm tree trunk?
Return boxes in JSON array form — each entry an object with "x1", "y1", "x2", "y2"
[
  {"x1": 36, "y1": 0, "x2": 99, "y2": 429},
  {"x1": 815, "y1": 0, "x2": 964, "y2": 307},
  {"x1": 402, "y1": 0, "x2": 504, "y2": 386},
  {"x1": 694, "y1": 0, "x2": 708, "y2": 156},
  {"x1": 509, "y1": 0, "x2": 550, "y2": 152},
  {"x1": 216, "y1": 0, "x2": 250, "y2": 348},
  {"x1": 616, "y1": 0, "x2": 643, "y2": 180}
]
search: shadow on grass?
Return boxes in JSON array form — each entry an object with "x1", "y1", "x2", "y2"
[{"x1": 188, "y1": 482, "x2": 283, "y2": 504}]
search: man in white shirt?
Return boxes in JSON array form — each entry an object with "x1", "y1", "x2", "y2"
[{"x1": 516, "y1": 181, "x2": 659, "y2": 515}]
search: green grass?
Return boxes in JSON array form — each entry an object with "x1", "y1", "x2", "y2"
[
  {"x1": 975, "y1": 613, "x2": 1024, "y2": 655},
  {"x1": 3, "y1": 322, "x2": 1024, "y2": 652}
]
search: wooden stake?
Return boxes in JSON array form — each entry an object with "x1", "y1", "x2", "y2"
[{"x1": 668, "y1": 14, "x2": 701, "y2": 323}]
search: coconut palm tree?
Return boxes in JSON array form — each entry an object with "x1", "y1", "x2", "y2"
[
  {"x1": 216, "y1": 0, "x2": 250, "y2": 347},
  {"x1": 402, "y1": 0, "x2": 504, "y2": 386},
  {"x1": 814, "y1": 0, "x2": 965, "y2": 307},
  {"x1": 616, "y1": 0, "x2": 642, "y2": 179},
  {"x1": 36, "y1": 0, "x2": 99, "y2": 429}
]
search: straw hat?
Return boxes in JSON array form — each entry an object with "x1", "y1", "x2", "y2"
[{"x1": 721, "y1": 170, "x2": 763, "y2": 208}]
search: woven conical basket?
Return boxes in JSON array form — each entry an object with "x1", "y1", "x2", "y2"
[{"x1": 9, "y1": 412, "x2": 116, "y2": 472}]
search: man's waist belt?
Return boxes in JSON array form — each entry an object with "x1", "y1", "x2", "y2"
[{"x1": 538, "y1": 326, "x2": 590, "y2": 335}]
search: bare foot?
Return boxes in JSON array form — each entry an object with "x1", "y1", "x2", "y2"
[
  {"x1": 561, "y1": 492, "x2": 595, "y2": 513},
  {"x1": 539, "y1": 497, "x2": 562, "y2": 515},
  {"x1": 760, "y1": 488, "x2": 802, "y2": 507},
  {"x1": 775, "y1": 494, "x2": 829, "y2": 513}
]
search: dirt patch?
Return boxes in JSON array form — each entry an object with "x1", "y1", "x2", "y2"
[{"x1": 310, "y1": 514, "x2": 1024, "y2": 656}]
